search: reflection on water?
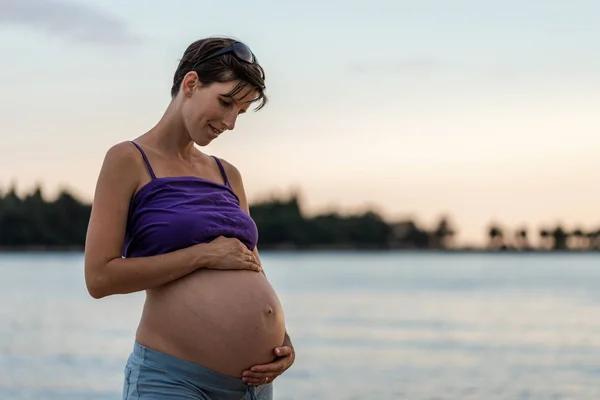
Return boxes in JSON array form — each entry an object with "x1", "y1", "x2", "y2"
[{"x1": 1, "y1": 252, "x2": 600, "y2": 399}]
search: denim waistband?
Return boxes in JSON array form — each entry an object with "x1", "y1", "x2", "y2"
[{"x1": 132, "y1": 341, "x2": 248, "y2": 391}]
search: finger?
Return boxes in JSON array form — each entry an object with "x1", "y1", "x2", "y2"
[
  {"x1": 250, "y1": 359, "x2": 289, "y2": 374},
  {"x1": 243, "y1": 373, "x2": 277, "y2": 386},
  {"x1": 244, "y1": 351, "x2": 293, "y2": 376},
  {"x1": 241, "y1": 253, "x2": 262, "y2": 272},
  {"x1": 243, "y1": 368, "x2": 279, "y2": 379},
  {"x1": 243, "y1": 376, "x2": 267, "y2": 386},
  {"x1": 247, "y1": 260, "x2": 262, "y2": 272},
  {"x1": 274, "y1": 346, "x2": 292, "y2": 357},
  {"x1": 243, "y1": 371, "x2": 268, "y2": 379}
]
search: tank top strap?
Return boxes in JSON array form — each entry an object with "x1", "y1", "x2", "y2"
[
  {"x1": 211, "y1": 156, "x2": 231, "y2": 188},
  {"x1": 130, "y1": 141, "x2": 157, "y2": 180}
]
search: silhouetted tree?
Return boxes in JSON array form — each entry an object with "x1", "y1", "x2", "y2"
[
  {"x1": 514, "y1": 227, "x2": 530, "y2": 250},
  {"x1": 250, "y1": 194, "x2": 309, "y2": 248},
  {"x1": 0, "y1": 184, "x2": 91, "y2": 248},
  {"x1": 551, "y1": 225, "x2": 569, "y2": 251},
  {"x1": 587, "y1": 230, "x2": 600, "y2": 250},
  {"x1": 389, "y1": 220, "x2": 430, "y2": 249},
  {"x1": 570, "y1": 228, "x2": 585, "y2": 250},
  {"x1": 430, "y1": 216, "x2": 455, "y2": 249},
  {"x1": 539, "y1": 229, "x2": 552, "y2": 250},
  {"x1": 488, "y1": 224, "x2": 504, "y2": 250}
]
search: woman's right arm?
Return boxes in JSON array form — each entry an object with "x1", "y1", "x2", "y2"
[{"x1": 84, "y1": 142, "x2": 261, "y2": 299}]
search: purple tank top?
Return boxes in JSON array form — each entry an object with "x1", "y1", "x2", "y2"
[{"x1": 122, "y1": 141, "x2": 259, "y2": 258}]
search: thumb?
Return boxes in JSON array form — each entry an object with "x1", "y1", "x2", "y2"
[{"x1": 274, "y1": 346, "x2": 290, "y2": 356}]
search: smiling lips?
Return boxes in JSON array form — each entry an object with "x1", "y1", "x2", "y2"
[{"x1": 208, "y1": 124, "x2": 224, "y2": 137}]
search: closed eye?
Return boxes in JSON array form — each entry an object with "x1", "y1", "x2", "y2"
[{"x1": 219, "y1": 98, "x2": 233, "y2": 108}]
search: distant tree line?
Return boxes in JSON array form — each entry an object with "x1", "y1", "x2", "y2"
[
  {"x1": 0, "y1": 184, "x2": 90, "y2": 250},
  {"x1": 0, "y1": 184, "x2": 598, "y2": 251},
  {"x1": 486, "y1": 223, "x2": 600, "y2": 251}
]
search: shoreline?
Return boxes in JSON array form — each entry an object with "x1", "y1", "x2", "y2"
[{"x1": 1, "y1": 245, "x2": 598, "y2": 254}]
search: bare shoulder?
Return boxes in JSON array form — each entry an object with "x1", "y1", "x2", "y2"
[
  {"x1": 100, "y1": 141, "x2": 147, "y2": 184},
  {"x1": 89, "y1": 141, "x2": 149, "y2": 210},
  {"x1": 218, "y1": 158, "x2": 243, "y2": 185},
  {"x1": 217, "y1": 158, "x2": 249, "y2": 211},
  {"x1": 103, "y1": 141, "x2": 145, "y2": 171}
]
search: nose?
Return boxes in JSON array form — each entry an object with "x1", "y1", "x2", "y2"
[{"x1": 223, "y1": 111, "x2": 238, "y2": 131}]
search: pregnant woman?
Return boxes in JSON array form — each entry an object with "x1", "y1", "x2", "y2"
[{"x1": 84, "y1": 37, "x2": 295, "y2": 400}]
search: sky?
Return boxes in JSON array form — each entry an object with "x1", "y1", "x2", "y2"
[{"x1": 0, "y1": 0, "x2": 598, "y2": 246}]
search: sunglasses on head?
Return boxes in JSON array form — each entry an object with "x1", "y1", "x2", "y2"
[{"x1": 193, "y1": 41, "x2": 258, "y2": 66}]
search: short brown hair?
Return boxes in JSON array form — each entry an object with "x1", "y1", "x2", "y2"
[{"x1": 171, "y1": 37, "x2": 267, "y2": 110}]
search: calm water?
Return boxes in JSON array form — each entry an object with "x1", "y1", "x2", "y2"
[{"x1": 2, "y1": 252, "x2": 600, "y2": 400}]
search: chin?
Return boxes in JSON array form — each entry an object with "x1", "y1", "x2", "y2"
[{"x1": 191, "y1": 135, "x2": 213, "y2": 147}]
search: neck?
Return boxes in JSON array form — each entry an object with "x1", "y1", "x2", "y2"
[{"x1": 146, "y1": 98, "x2": 197, "y2": 159}]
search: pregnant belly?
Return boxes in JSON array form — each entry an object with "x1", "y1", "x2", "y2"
[{"x1": 135, "y1": 269, "x2": 287, "y2": 377}]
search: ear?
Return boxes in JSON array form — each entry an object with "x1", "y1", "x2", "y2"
[{"x1": 181, "y1": 71, "x2": 199, "y2": 97}]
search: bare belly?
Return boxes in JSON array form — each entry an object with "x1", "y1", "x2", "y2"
[{"x1": 135, "y1": 269, "x2": 286, "y2": 377}]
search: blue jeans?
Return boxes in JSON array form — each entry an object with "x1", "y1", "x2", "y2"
[{"x1": 123, "y1": 341, "x2": 273, "y2": 400}]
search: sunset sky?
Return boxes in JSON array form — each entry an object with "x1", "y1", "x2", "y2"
[{"x1": 1, "y1": 0, "x2": 598, "y2": 245}]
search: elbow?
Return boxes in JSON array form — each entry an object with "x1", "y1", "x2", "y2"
[
  {"x1": 87, "y1": 285, "x2": 107, "y2": 299},
  {"x1": 86, "y1": 279, "x2": 108, "y2": 299},
  {"x1": 85, "y1": 269, "x2": 110, "y2": 299}
]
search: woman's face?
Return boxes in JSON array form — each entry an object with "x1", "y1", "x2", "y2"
[{"x1": 180, "y1": 73, "x2": 258, "y2": 146}]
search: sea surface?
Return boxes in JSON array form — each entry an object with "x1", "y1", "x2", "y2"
[{"x1": 1, "y1": 251, "x2": 600, "y2": 400}]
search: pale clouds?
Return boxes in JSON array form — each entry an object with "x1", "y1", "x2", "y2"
[{"x1": 0, "y1": 0, "x2": 142, "y2": 46}]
